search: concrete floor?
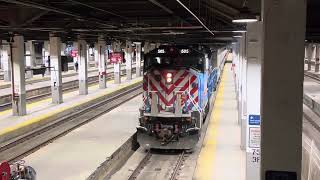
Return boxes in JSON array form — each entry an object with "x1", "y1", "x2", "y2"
[
  {"x1": 22, "y1": 95, "x2": 141, "y2": 180},
  {"x1": 194, "y1": 64, "x2": 245, "y2": 180}
]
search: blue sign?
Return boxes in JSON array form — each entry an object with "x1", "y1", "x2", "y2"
[{"x1": 249, "y1": 115, "x2": 260, "y2": 125}]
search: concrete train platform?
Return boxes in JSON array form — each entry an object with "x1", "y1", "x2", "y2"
[
  {"x1": 194, "y1": 63, "x2": 245, "y2": 180},
  {"x1": 22, "y1": 95, "x2": 141, "y2": 180}
]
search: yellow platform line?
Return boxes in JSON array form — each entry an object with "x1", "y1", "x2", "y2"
[
  {"x1": 194, "y1": 65, "x2": 228, "y2": 180},
  {"x1": 0, "y1": 77, "x2": 127, "y2": 116},
  {"x1": 0, "y1": 78, "x2": 142, "y2": 136}
]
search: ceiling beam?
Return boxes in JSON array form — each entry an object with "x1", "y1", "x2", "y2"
[
  {"x1": 19, "y1": 10, "x2": 48, "y2": 27},
  {"x1": 212, "y1": 0, "x2": 239, "y2": 14},
  {"x1": 0, "y1": 0, "x2": 116, "y2": 28},
  {"x1": 147, "y1": 0, "x2": 191, "y2": 25},
  {"x1": 67, "y1": 0, "x2": 127, "y2": 20}
]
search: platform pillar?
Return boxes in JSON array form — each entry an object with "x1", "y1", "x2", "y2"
[
  {"x1": 315, "y1": 45, "x2": 320, "y2": 73},
  {"x1": 135, "y1": 42, "x2": 142, "y2": 77},
  {"x1": 239, "y1": 35, "x2": 247, "y2": 150},
  {"x1": 98, "y1": 38, "x2": 106, "y2": 89},
  {"x1": 143, "y1": 41, "x2": 150, "y2": 55},
  {"x1": 25, "y1": 41, "x2": 35, "y2": 78},
  {"x1": 113, "y1": 42, "x2": 121, "y2": 84},
  {"x1": 1, "y1": 41, "x2": 11, "y2": 81},
  {"x1": 245, "y1": 22, "x2": 262, "y2": 180},
  {"x1": 232, "y1": 41, "x2": 240, "y2": 100},
  {"x1": 43, "y1": 41, "x2": 50, "y2": 75},
  {"x1": 306, "y1": 43, "x2": 313, "y2": 71},
  {"x1": 94, "y1": 43, "x2": 99, "y2": 69},
  {"x1": 12, "y1": 35, "x2": 26, "y2": 116},
  {"x1": 86, "y1": 44, "x2": 90, "y2": 69},
  {"x1": 49, "y1": 34, "x2": 63, "y2": 104},
  {"x1": 78, "y1": 39, "x2": 88, "y2": 95},
  {"x1": 149, "y1": 43, "x2": 156, "y2": 51},
  {"x1": 125, "y1": 40, "x2": 132, "y2": 80},
  {"x1": 261, "y1": 0, "x2": 305, "y2": 179}
]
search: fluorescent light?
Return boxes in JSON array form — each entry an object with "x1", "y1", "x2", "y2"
[
  {"x1": 233, "y1": 35, "x2": 243, "y2": 38},
  {"x1": 232, "y1": 30, "x2": 247, "y2": 33},
  {"x1": 232, "y1": 19, "x2": 258, "y2": 23}
]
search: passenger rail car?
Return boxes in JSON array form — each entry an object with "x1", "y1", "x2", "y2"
[{"x1": 137, "y1": 46, "x2": 219, "y2": 149}]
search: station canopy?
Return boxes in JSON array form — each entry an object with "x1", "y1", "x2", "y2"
[{"x1": 0, "y1": 0, "x2": 318, "y2": 45}]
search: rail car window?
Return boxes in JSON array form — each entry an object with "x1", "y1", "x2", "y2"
[{"x1": 144, "y1": 55, "x2": 204, "y2": 72}]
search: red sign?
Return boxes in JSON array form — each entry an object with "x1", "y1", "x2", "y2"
[
  {"x1": 110, "y1": 52, "x2": 123, "y2": 64},
  {"x1": 71, "y1": 50, "x2": 78, "y2": 57}
]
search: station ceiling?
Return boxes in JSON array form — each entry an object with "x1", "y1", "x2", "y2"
[{"x1": 0, "y1": 0, "x2": 318, "y2": 45}]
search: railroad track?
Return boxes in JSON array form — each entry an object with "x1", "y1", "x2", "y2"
[
  {"x1": 0, "y1": 67, "x2": 138, "y2": 110},
  {"x1": 128, "y1": 150, "x2": 187, "y2": 180},
  {"x1": 0, "y1": 83, "x2": 142, "y2": 163},
  {"x1": 304, "y1": 72, "x2": 320, "y2": 83}
]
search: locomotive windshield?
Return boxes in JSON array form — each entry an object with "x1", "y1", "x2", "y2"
[{"x1": 144, "y1": 47, "x2": 204, "y2": 72}]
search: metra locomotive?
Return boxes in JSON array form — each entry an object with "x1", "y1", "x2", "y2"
[{"x1": 137, "y1": 45, "x2": 219, "y2": 149}]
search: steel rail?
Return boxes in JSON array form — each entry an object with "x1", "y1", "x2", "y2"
[
  {"x1": 128, "y1": 150, "x2": 186, "y2": 180},
  {"x1": 128, "y1": 151, "x2": 152, "y2": 180},
  {"x1": 169, "y1": 151, "x2": 185, "y2": 180}
]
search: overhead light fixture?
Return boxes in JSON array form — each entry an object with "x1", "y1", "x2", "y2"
[
  {"x1": 233, "y1": 35, "x2": 243, "y2": 38},
  {"x1": 232, "y1": 30, "x2": 247, "y2": 33},
  {"x1": 232, "y1": 0, "x2": 258, "y2": 24},
  {"x1": 162, "y1": 31, "x2": 185, "y2": 35}
]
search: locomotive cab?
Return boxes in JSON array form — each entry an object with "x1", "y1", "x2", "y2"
[{"x1": 137, "y1": 46, "x2": 217, "y2": 150}]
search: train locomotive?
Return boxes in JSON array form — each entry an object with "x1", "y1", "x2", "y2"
[{"x1": 137, "y1": 45, "x2": 219, "y2": 149}]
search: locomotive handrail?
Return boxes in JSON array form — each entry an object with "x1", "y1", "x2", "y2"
[{"x1": 186, "y1": 90, "x2": 203, "y2": 113}]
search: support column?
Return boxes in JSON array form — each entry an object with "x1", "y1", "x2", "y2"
[
  {"x1": 49, "y1": 34, "x2": 63, "y2": 104},
  {"x1": 315, "y1": 45, "x2": 320, "y2": 73},
  {"x1": 135, "y1": 42, "x2": 142, "y2": 77},
  {"x1": 11, "y1": 35, "x2": 26, "y2": 116},
  {"x1": 125, "y1": 40, "x2": 132, "y2": 80},
  {"x1": 98, "y1": 38, "x2": 106, "y2": 89},
  {"x1": 143, "y1": 41, "x2": 150, "y2": 55},
  {"x1": 1, "y1": 41, "x2": 11, "y2": 81},
  {"x1": 86, "y1": 44, "x2": 90, "y2": 69},
  {"x1": 149, "y1": 43, "x2": 156, "y2": 51},
  {"x1": 232, "y1": 42, "x2": 240, "y2": 96},
  {"x1": 78, "y1": 39, "x2": 88, "y2": 95},
  {"x1": 25, "y1": 41, "x2": 35, "y2": 78},
  {"x1": 306, "y1": 43, "x2": 313, "y2": 71},
  {"x1": 239, "y1": 35, "x2": 247, "y2": 150},
  {"x1": 245, "y1": 22, "x2": 262, "y2": 180},
  {"x1": 113, "y1": 42, "x2": 121, "y2": 84},
  {"x1": 94, "y1": 43, "x2": 99, "y2": 69},
  {"x1": 261, "y1": 0, "x2": 305, "y2": 179},
  {"x1": 43, "y1": 41, "x2": 50, "y2": 75}
]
